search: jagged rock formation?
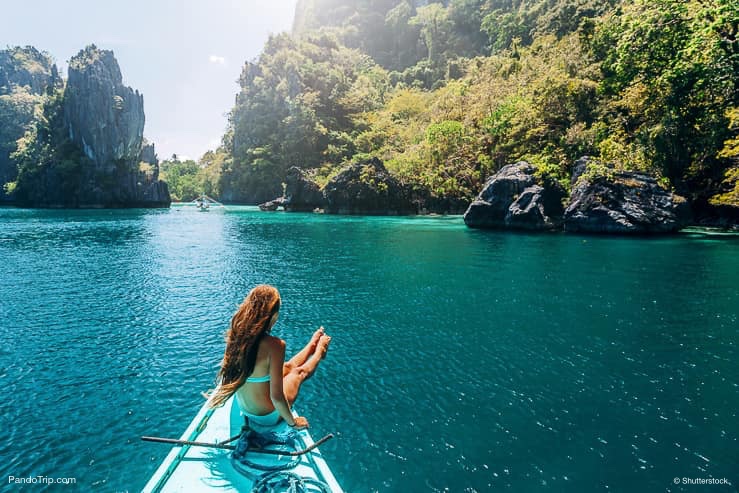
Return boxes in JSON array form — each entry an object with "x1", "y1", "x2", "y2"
[
  {"x1": 258, "y1": 197, "x2": 286, "y2": 211},
  {"x1": 138, "y1": 139, "x2": 161, "y2": 182},
  {"x1": 139, "y1": 140, "x2": 158, "y2": 164},
  {"x1": 284, "y1": 166, "x2": 325, "y2": 212},
  {"x1": 0, "y1": 47, "x2": 62, "y2": 202},
  {"x1": 464, "y1": 161, "x2": 536, "y2": 228},
  {"x1": 11, "y1": 45, "x2": 169, "y2": 208},
  {"x1": 270, "y1": 162, "x2": 465, "y2": 215},
  {"x1": 464, "y1": 159, "x2": 691, "y2": 233},
  {"x1": 564, "y1": 170, "x2": 691, "y2": 233},
  {"x1": 463, "y1": 161, "x2": 565, "y2": 230},
  {"x1": 64, "y1": 46, "x2": 145, "y2": 172},
  {"x1": 0, "y1": 46, "x2": 61, "y2": 95},
  {"x1": 260, "y1": 160, "x2": 415, "y2": 214},
  {"x1": 506, "y1": 184, "x2": 566, "y2": 230},
  {"x1": 323, "y1": 157, "x2": 415, "y2": 215}
]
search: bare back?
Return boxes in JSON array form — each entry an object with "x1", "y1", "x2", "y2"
[{"x1": 234, "y1": 335, "x2": 281, "y2": 415}]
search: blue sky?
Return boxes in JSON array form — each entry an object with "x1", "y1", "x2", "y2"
[{"x1": 2, "y1": 0, "x2": 298, "y2": 161}]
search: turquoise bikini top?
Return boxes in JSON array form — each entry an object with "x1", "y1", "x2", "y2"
[{"x1": 246, "y1": 374, "x2": 270, "y2": 383}]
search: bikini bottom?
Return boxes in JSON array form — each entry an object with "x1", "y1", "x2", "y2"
[{"x1": 242, "y1": 408, "x2": 281, "y2": 429}]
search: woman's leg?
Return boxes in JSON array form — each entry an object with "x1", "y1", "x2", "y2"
[
  {"x1": 283, "y1": 335, "x2": 331, "y2": 405},
  {"x1": 284, "y1": 327, "x2": 324, "y2": 375}
]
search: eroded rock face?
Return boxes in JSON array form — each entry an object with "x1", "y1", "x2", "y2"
[
  {"x1": 564, "y1": 171, "x2": 691, "y2": 233},
  {"x1": 464, "y1": 161, "x2": 536, "y2": 228},
  {"x1": 323, "y1": 157, "x2": 414, "y2": 215},
  {"x1": 64, "y1": 46, "x2": 144, "y2": 170},
  {"x1": 506, "y1": 184, "x2": 566, "y2": 230},
  {"x1": 138, "y1": 141, "x2": 159, "y2": 181},
  {"x1": 2, "y1": 45, "x2": 168, "y2": 207},
  {"x1": 0, "y1": 46, "x2": 62, "y2": 96},
  {"x1": 464, "y1": 161, "x2": 565, "y2": 230},
  {"x1": 571, "y1": 156, "x2": 591, "y2": 187},
  {"x1": 259, "y1": 197, "x2": 286, "y2": 211},
  {"x1": 284, "y1": 166, "x2": 325, "y2": 212},
  {"x1": 57, "y1": 46, "x2": 169, "y2": 207},
  {"x1": 139, "y1": 141, "x2": 157, "y2": 165}
]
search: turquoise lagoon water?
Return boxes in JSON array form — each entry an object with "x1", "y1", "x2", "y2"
[{"x1": 0, "y1": 206, "x2": 737, "y2": 492}]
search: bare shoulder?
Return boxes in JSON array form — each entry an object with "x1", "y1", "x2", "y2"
[{"x1": 263, "y1": 335, "x2": 286, "y2": 353}]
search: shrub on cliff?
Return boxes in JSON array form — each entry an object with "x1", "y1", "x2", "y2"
[
  {"x1": 0, "y1": 46, "x2": 61, "y2": 200},
  {"x1": 12, "y1": 89, "x2": 92, "y2": 205}
]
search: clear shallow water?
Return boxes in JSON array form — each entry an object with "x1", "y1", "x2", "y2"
[{"x1": 0, "y1": 206, "x2": 737, "y2": 492}]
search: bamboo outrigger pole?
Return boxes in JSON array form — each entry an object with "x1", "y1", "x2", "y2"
[{"x1": 141, "y1": 433, "x2": 334, "y2": 456}]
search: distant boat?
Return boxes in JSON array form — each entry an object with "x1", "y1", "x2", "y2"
[
  {"x1": 141, "y1": 395, "x2": 343, "y2": 492},
  {"x1": 189, "y1": 194, "x2": 224, "y2": 211}
]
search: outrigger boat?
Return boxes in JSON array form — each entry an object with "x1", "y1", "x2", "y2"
[
  {"x1": 189, "y1": 194, "x2": 225, "y2": 212},
  {"x1": 142, "y1": 395, "x2": 343, "y2": 492}
]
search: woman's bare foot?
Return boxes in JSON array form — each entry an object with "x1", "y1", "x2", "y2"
[
  {"x1": 295, "y1": 335, "x2": 331, "y2": 377},
  {"x1": 286, "y1": 327, "x2": 326, "y2": 370},
  {"x1": 316, "y1": 334, "x2": 331, "y2": 358},
  {"x1": 308, "y1": 326, "x2": 325, "y2": 351}
]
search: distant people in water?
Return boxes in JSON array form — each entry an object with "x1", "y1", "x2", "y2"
[{"x1": 207, "y1": 284, "x2": 331, "y2": 430}]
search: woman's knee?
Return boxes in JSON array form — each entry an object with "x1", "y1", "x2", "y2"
[{"x1": 290, "y1": 365, "x2": 308, "y2": 381}]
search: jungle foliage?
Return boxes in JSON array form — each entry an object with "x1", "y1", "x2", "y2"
[
  {"x1": 10, "y1": 89, "x2": 93, "y2": 206},
  {"x1": 217, "y1": 0, "x2": 738, "y2": 210},
  {"x1": 160, "y1": 150, "x2": 224, "y2": 202},
  {"x1": 0, "y1": 46, "x2": 60, "y2": 201}
]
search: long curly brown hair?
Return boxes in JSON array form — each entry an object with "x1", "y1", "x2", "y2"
[{"x1": 207, "y1": 285, "x2": 281, "y2": 408}]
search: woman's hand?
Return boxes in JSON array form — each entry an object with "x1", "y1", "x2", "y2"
[{"x1": 290, "y1": 416, "x2": 309, "y2": 429}]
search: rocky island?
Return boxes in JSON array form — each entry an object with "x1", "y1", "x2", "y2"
[
  {"x1": 463, "y1": 158, "x2": 692, "y2": 234},
  {"x1": 260, "y1": 156, "x2": 700, "y2": 235},
  {"x1": 0, "y1": 45, "x2": 169, "y2": 208}
]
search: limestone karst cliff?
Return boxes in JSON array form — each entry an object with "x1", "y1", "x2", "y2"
[
  {"x1": 64, "y1": 47, "x2": 145, "y2": 173},
  {"x1": 7, "y1": 45, "x2": 169, "y2": 207}
]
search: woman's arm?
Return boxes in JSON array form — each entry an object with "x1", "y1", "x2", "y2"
[{"x1": 267, "y1": 338, "x2": 308, "y2": 429}]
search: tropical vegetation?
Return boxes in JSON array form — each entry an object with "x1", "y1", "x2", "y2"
[{"x1": 215, "y1": 0, "x2": 737, "y2": 215}]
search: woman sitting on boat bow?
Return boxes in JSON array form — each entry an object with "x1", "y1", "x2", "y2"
[{"x1": 207, "y1": 284, "x2": 331, "y2": 430}]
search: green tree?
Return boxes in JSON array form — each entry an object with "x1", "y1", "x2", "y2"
[
  {"x1": 160, "y1": 159, "x2": 202, "y2": 201},
  {"x1": 226, "y1": 31, "x2": 390, "y2": 202},
  {"x1": 0, "y1": 88, "x2": 42, "y2": 195},
  {"x1": 12, "y1": 89, "x2": 92, "y2": 206},
  {"x1": 410, "y1": 3, "x2": 453, "y2": 64},
  {"x1": 595, "y1": 0, "x2": 738, "y2": 191}
]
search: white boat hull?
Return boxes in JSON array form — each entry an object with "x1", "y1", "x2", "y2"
[{"x1": 142, "y1": 396, "x2": 343, "y2": 492}]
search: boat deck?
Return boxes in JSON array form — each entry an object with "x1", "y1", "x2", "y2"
[{"x1": 143, "y1": 397, "x2": 342, "y2": 492}]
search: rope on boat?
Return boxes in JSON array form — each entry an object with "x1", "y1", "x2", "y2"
[
  {"x1": 232, "y1": 451, "x2": 301, "y2": 472},
  {"x1": 232, "y1": 429, "x2": 301, "y2": 472},
  {"x1": 231, "y1": 423, "x2": 334, "y2": 491},
  {"x1": 250, "y1": 471, "x2": 332, "y2": 493}
]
